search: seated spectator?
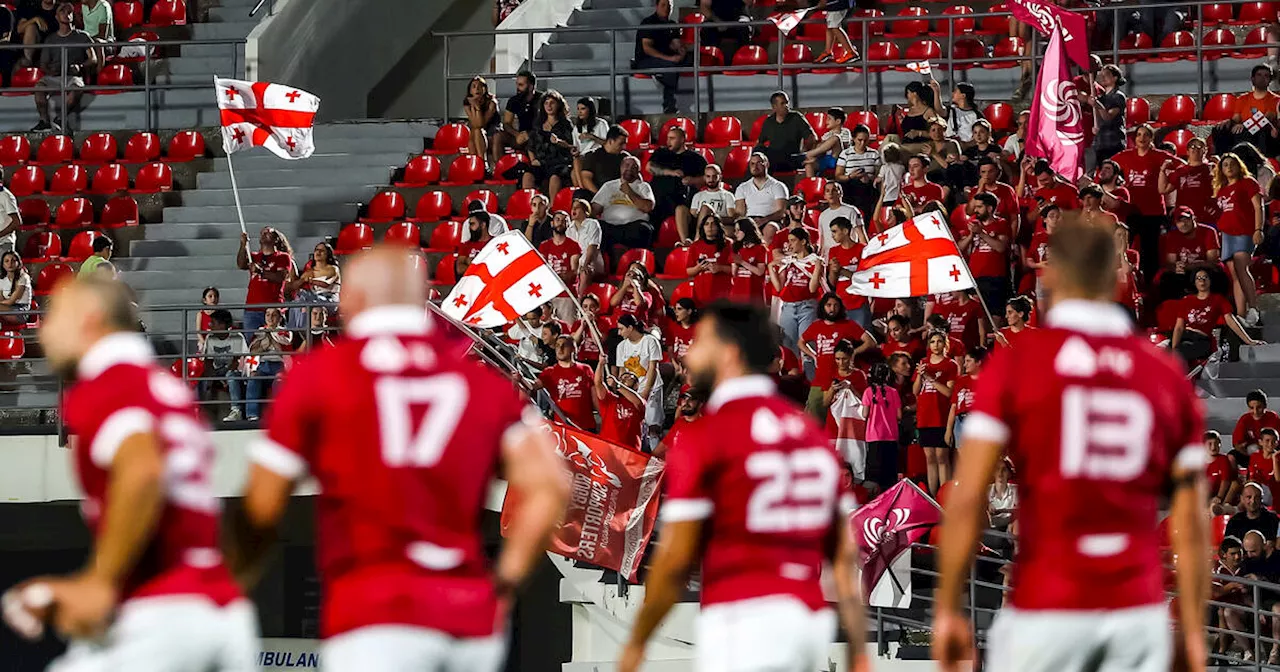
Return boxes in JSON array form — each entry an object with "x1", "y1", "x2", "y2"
[
  {"x1": 285, "y1": 241, "x2": 340, "y2": 328},
  {"x1": 801, "y1": 293, "x2": 876, "y2": 418},
  {"x1": 825, "y1": 215, "x2": 868, "y2": 323},
  {"x1": 803, "y1": 107, "x2": 850, "y2": 179},
  {"x1": 961, "y1": 121, "x2": 1003, "y2": 180},
  {"x1": 633, "y1": 0, "x2": 691, "y2": 114},
  {"x1": 902, "y1": 153, "x2": 948, "y2": 213},
  {"x1": 1214, "y1": 152, "x2": 1265, "y2": 326},
  {"x1": 768, "y1": 227, "x2": 822, "y2": 360},
  {"x1": 966, "y1": 157, "x2": 1019, "y2": 227},
  {"x1": 538, "y1": 336, "x2": 596, "y2": 431},
  {"x1": 615, "y1": 313, "x2": 664, "y2": 450},
  {"x1": 489, "y1": 70, "x2": 542, "y2": 167},
  {"x1": 196, "y1": 286, "x2": 219, "y2": 350},
  {"x1": 955, "y1": 192, "x2": 1011, "y2": 322},
  {"x1": 1207, "y1": 429, "x2": 1243, "y2": 512},
  {"x1": 578, "y1": 124, "x2": 629, "y2": 194},
  {"x1": 925, "y1": 119, "x2": 964, "y2": 184},
  {"x1": 1229, "y1": 482, "x2": 1280, "y2": 542},
  {"x1": 237, "y1": 227, "x2": 292, "y2": 335},
  {"x1": 522, "y1": 90, "x2": 574, "y2": 199},
  {"x1": 593, "y1": 357, "x2": 644, "y2": 450},
  {"x1": 686, "y1": 214, "x2": 732, "y2": 305},
  {"x1": 507, "y1": 308, "x2": 551, "y2": 365},
  {"x1": 521, "y1": 192, "x2": 553, "y2": 248},
  {"x1": 663, "y1": 297, "x2": 696, "y2": 363},
  {"x1": 245, "y1": 307, "x2": 291, "y2": 422},
  {"x1": 648, "y1": 125, "x2": 706, "y2": 242},
  {"x1": 1213, "y1": 535, "x2": 1253, "y2": 660},
  {"x1": 33, "y1": 2, "x2": 94, "y2": 132},
  {"x1": 889, "y1": 81, "x2": 936, "y2": 155},
  {"x1": 834, "y1": 124, "x2": 881, "y2": 215},
  {"x1": 591, "y1": 155, "x2": 655, "y2": 255},
  {"x1": 539, "y1": 210, "x2": 580, "y2": 322},
  {"x1": 463, "y1": 76, "x2": 500, "y2": 171},
  {"x1": 732, "y1": 152, "x2": 789, "y2": 231},
  {"x1": 1158, "y1": 136, "x2": 1214, "y2": 223},
  {"x1": 1171, "y1": 269, "x2": 1260, "y2": 365},
  {"x1": 880, "y1": 313, "x2": 923, "y2": 361},
  {"x1": 1157, "y1": 206, "x2": 1222, "y2": 302},
  {"x1": 463, "y1": 198, "x2": 509, "y2": 243},
  {"x1": 860, "y1": 362, "x2": 902, "y2": 490},
  {"x1": 728, "y1": 217, "x2": 767, "y2": 304},
  {"x1": 456, "y1": 210, "x2": 495, "y2": 276},
  {"x1": 610, "y1": 260, "x2": 665, "y2": 327},
  {"x1": 1216, "y1": 64, "x2": 1280, "y2": 157},
  {"x1": 566, "y1": 198, "x2": 603, "y2": 292},
  {"x1": 1088, "y1": 63, "x2": 1127, "y2": 164},
  {"x1": 752, "y1": 91, "x2": 815, "y2": 173},
  {"x1": 689, "y1": 163, "x2": 736, "y2": 242},
  {"x1": 0, "y1": 169, "x2": 16, "y2": 257},
  {"x1": 570, "y1": 97, "x2": 610, "y2": 191},
  {"x1": 199, "y1": 309, "x2": 247, "y2": 422},
  {"x1": 72, "y1": 235, "x2": 112, "y2": 278},
  {"x1": 1237, "y1": 389, "x2": 1280, "y2": 454},
  {"x1": 931, "y1": 80, "x2": 981, "y2": 145},
  {"x1": 570, "y1": 293, "x2": 609, "y2": 367},
  {"x1": 14, "y1": 0, "x2": 55, "y2": 70},
  {"x1": 298, "y1": 305, "x2": 335, "y2": 352},
  {"x1": 1001, "y1": 110, "x2": 1030, "y2": 162},
  {"x1": 0, "y1": 250, "x2": 30, "y2": 326}
]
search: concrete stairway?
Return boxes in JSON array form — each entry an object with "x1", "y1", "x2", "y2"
[{"x1": 1200, "y1": 296, "x2": 1280, "y2": 434}]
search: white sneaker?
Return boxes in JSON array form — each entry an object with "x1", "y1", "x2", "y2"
[
  {"x1": 1246, "y1": 307, "x2": 1261, "y2": 327},
  {"x1": 223, "y1": 407, "x2": 242, "y2": 422}
]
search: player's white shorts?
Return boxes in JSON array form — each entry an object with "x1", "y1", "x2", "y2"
[
  {"x1": 696, "y1": 596, "x2": 836, "y2": 672},
  {"x1": 322, "y1": 625, "x2": 505, "y2": 672},
  {"x1": 986, "y1": 603, "x2": 1170, "y2": 672},
  {"x1": 49, "y1": 597, "x2": 258, "y2": 672}
]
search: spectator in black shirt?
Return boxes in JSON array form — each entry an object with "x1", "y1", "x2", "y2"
[
  {"x1": 523, "y1": 192, "x2": 554, "y2": 248},
  {"x1": 579, "y1": 124, "x2": 631, "y2": 195},
  {"x1": 753, "y1": 91, "x2": 816, "y2": 173},
  {"x1": 522, "y1": 89, "x2": 575, "y2": 198},
  {"x1": 489, "y1": 70, "x2": 543, "y2": 167},
  {"x1": 14, "y1": 0, "x2": 54, "y2": 67},
  {"x1": 1089, "y1": 64, "x2": 1127, "y2": 165},
  {"x1": 633, "y1": 0, "x2": 691, "y2": 114},
  {"x1": 1226, "y1": 482, "x2": 1280, "y2": 545},
  {"x1": 698, "y1": 0, "x2": 750, "y2": 58},
  {"x1": 648, "y1": 125, "x2": 707, "y2": 241}
]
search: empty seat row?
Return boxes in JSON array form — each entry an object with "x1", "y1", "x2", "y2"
[
  {"x1": 19, "y1": 195, "x2": 139, "y2": 230},
  {"x1": 112, "y1": 0, "x2": 187, "y2": 30},
  {"x1": 22, "y1": 230, "x2": 116, "y2": 263},
  {"x1": 8, "y1": 163, "x2": 172, "y2": 197},
  {"x1": 0, "y1": 132, "x2": 205, "y2": 167}
]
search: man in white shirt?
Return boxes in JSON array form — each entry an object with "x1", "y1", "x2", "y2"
[
  {"x1": 731, "y1": 152, "x2": 788, "y2": 227},
  {"x1": 461, "y1": 197, "x2": 509, "y2": 243},
  {"x1": 0, "y1": 171, "x2": 19, "y2": 255},
  {"x1": 567, "y1": 197, "x2": 604, "y2": 293},
  {"x1": 614, "y1": 313, "x2": 664, "y2": 451},
  {"x1": 688, "y1": 163, "x2": 737, "y2": 240},
  {"x1": 591, "y1": 155, "x2": 656, "y2": 254},
  {"x1": 816, "y1": 181, "x2": 864, "y2": 255}
]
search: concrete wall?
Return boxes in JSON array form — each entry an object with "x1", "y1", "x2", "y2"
[{"x1": 374, "y1": 0, "x2": 496, "y2": 120}]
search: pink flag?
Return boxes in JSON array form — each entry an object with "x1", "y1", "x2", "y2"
[
  {"x1": 849, "y1": 479, "x2": 941, "y2": 599},
  {"x1": 1026, "y1": 28, "x2": 1085, "y2": 182},
  {"x1": 1005, "y1": 0, "x2": 1090, "y2": 69}
]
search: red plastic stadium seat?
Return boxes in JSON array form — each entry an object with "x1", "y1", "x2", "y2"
[
  {"x1": 799, "y1": 11, "x2": 827, "y2": 41},
  {"x1": 4, "y1": 67, "x2": 41, "y2": 95},
  {"x1": 0, "y1": 135, "x2": 29, "y2": 166},
  {"x1": 905, "y1": 39, "x2": 943, "y2": 65},
  {"x1": 411, "y1": 191, "x2": 452, "y2": 222},
  {"x1": 847, "y1": 110, "x2": 880, "y2": 137},
  {"x1": 1213, "y1": 514, "x2": 1230, "y2": 546},
  {"x1": 34, "y1": 262, "x2": 72, "y2": 295},
  {"x1": 171, "y1": 357, "x2": 204, "y2": 387},
  {"x1": 113, "y1": 1, "x2": 143, "y2": 30},
  {"x1": 661, "y1": 117, "x2": 697, "y2": 143},
  {"x1": 887, "y1": 7, "x2": 929, "y2": 36},
  {"x1": 1126, "y1": 97, "x2": 1151, "y2": 125},
  {"x1": 1201, "y1": 93, "x2": 1237, "y2": 122},
  {"x1": 1165, "y1": 128, "x2": 1195, "y2": 157},
  {"x1": 1233, "y1": 1, "x2": 1278, "y2": 24},
  {"x1": 8, "y1": 165, "x2": 44, "y2": 196},
  {"x1": 949, "y1": 38, "x2": 986, "y2": 69},
  {"x1": 866, "y1": 41, "x2": 901, "y2": 72},
  {"x1": 781, "y1": 43, "x2": 814, "y2": 68},
  {"x1": 795, "y1": 176, "x2": 826, "y2": 205},
  {"x1": 658, "y1": 246, "x2": 689, "y2": 279},
  {"x1": 166, "y1": 130, "x2": 205, "y2": 162},
  {"x1": 702, "y1": 115, "x2": 742, "y2": 148},
  {"x1": 748, "y1": 114, "x2": 768, "y2": 143},
  {"x1": 130, "y1": 162, "x2": 171, "y2": 193},
  {"x1": 802, "y1": 113, "x2": 828, "y2": 139},
  {"x1": 933, "y1": 5, "x2": 976, "y2": 35},
  {"x1": 95, "y1": 64, "x2": 132, "y2": 93},
  {"x1": 123, "y1": 132, "x2": 161, "y2": 163},
  {"x1": 52, "y1": 197, "x2": 93, "y2": 229},
  {"x1": 424, "y1": 220, "x2": 463, "y2": 253},
  {"x1": 679, "y1": 11, "x2": 706, "y2": 43},
  {"x1": 486, "y1": 152, "x2": 526, "y2": 185},
  {"x1": 79, "y1": 133, "x2": 118, "y2": 164},
  {"x1": 0, "y1": 332, "x2": 24, "y2": 360},
  {"x1": 722, "y1": 145, "x2": 751, "y2": 181},
  {"x1": 728, "y1": 45, "x2": 768, "y2": 75},
  {"x1": 1243, "y1": 26, "x2": 1272, "y2": 57},
  {"x1": 462, "y1": 189, "x2": 499, "y2": 215},
  {"x1": 395, "y1": 155, "x2": 441, "y2": 187},
  {"x1": 692, "y1": 45, "x2": 724, "y2": 76},
  {"x1": 618, "y1": 118, "x2": 651, "y2": 150},
  {"x1": 383, "y1": 221, "x2": 421, "y2": 247},
  {"x1": 426, "y1": 123, "x2": 469, "y2": 155},
  {"x1": 985, "y1": 37, "x2": 1024, "y2": 68},
  {"x1": 145, "y1": 0, "x2": 186, "y2": 27},
  {"x1": 1202, "y1": 28, "x2": 1237, "y2": 59},
  {"x1": 977, "y1": 3, "x2": 1010, "y2": 34},
  {"x1": 809, "y1": 43, "x2": 857, "y2": 75},
  {"x1": 48, "y1": 165, "x2": 88, "y2": 195},
  {"x1": 22, "y1": 231, "x2": 60, "y2": 262},
  {"x1": 63, "y1": 230, "x2": 106, "y2": 262},
  {"x1": 614, "y1": 248, "x2": 656, "y2": 279},
  {"x1": 552, "y1": 186, "x2": 575, "y2": 213},
  {"x1": 18, "y1": 198, "x2": 49, "y2": 227},
  {"x1": 1156, "y1": 95, "x2": 1196, "y2": 127},
  {"x1": 505, "y1": 188, "x2": 538, "y2": 220},
  {"x1": 1199, "y1": 2, "x2": 1235, "y2": 24},
  {"x1": 670, "y1": 280, "x2": 696, "y2": 305},
  {"x1": 440, "y1": 154, "x2": 485, "y2": 186},
  {"x1": 850, "y1": 8, "x2": 885, "y2": 39},
  {"x1": 100, "y1": 195, "x2": 139, "y2": 228},
  {"x1": 334, "y1": 223, "x2": 374, "y2": 254},
  {"x1": 1118, "y1": 32, "x2": 1153, "y2": 63},
  {"x1": 583, "y1": 283, "x2": 616, "y2": 311},
  {"x1": 35, "y1": 135, "x2": 74, "y2": 165},
  {"x1": 431, "y1": 254, "x2": 458, "y2": 285},
  {"x1": 983, "y1": 102, "x2": 1014, "y2": 133},
  {"x1": 361, "y1": 190, "x2": 406, "y2": 222},
  {"x1": 1153, "y1": 30, "x2": 1195, "y2": 61},
  {"x1": 91, "y1": 163, "x2": 128, "y2": 194}
]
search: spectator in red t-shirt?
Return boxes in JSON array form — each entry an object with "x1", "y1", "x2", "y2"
[
  {"x1": 1028, "y1": 158, "x2": 1081, "y2": 215},
  {"x1": 801, "y1": 293, "x2": 877, "y2": 418},
  {"x1": 539, "y1": 336, "x2": 597, "y2": 431},
  {"x1": 1112, "y1": 123, "x2": 1175, "y2": 282},
  {"x1": 1024, "y1": 202, "x2": 1058, "y2": 310},
  {"x1": 881, "y1": 313, "x2": 923, "y2": 362},
  {"x1": 610, "y1": 261, "x2": 665, "y2": 327},
  {"x1": 944, "y1": 345, "x2": 986, "y2": 448},
  {"x1": 925, "y1": 313, "x2": 967, "y2": 369},
  {"x1": 656, "y1": 387, "x2": 704, "y2": 459},
  {"x1": 728, "y1": 217, "x2": 768, "y2": 303},
  {"x1": 1171, "y1": 269, "x2": 1261, "y2": 366},
  {"x1": 930, "y1": 290, "x2": 986, "y2": 351},
  {"x1": 767, "y1": 227, "x2": 823, "y2": 363},
  {"x1": 967, "y1": 157, "x2": 1020, "y2": 232},
  {"x1": 237, "y1": 227, "x2": 293, "y2": 335},
  {"x1": 1159, "y1": 136, "x2": 1215, "y2": 224},
  {"x1": 685, "y1": 214, "x2": 733, "y2": 305},
  {"x1": 955, "y1": 192, "x2": 1011, "y2": 323},
  {"x1": 914, "y1": 330, "x2": 958, "y2": 494},
  {"x1": 593, "y1": 357, "x2": 644, "y2": 450},
  {"x1": 902, "y1": 153, "x2": 948, "y2": 213},
  {"x1": 663, "y1": 297, "x2": 696, "y2": 363},
  {"x1": 826, "y1": 216, "x2": 868, "y2": 324},
  {"x1": 539, "y1": 209, "x2": 582, "y2": 322},
  {"x1": 995, "y1": 296, "x2": 1034, "y2": 349},
  {"x1": 197, "y1": 286, "x2": 219, "y2": 351},
  {"x1": 1214, "y1": 153, "x2": 1265, "y2": 327},
  {"x1": 1157, "y1": 206, "x2": 1224, "y2": 303},
  {"x1": 1248, "y1": 428, "x2": 1280, "y2": 506},
  {"x1": 1235, "y1": 389, "x2": 1280, "y2": 454},
  {"x1": 1205, "y1": 429, "x2": 1242, "y2": 510}
]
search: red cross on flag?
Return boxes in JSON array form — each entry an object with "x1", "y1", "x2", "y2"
[
  {"x1": 215, "y1": 77, "x2": 319, "y2": 160},
  {"x1": 442, "y1": 231, "x2": 566, "y2": 328},
  {"x1": 847, "y1": 211, "x2": 974, "y2": 298}
]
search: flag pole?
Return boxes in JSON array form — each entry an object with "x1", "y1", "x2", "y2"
[
  {"x1": 934, "y1": 213, "x2": 1005, "y2": 341},
  {"x1": 518, "y1": 231, "x2": 609, "y2": 359},
  {"x1": 214, "y1": 76, "x2": 248, "y2": 236}
]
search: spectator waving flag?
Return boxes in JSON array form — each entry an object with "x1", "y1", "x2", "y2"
[
  {"x1": 767, "y1": 7, "x2": 813, "y2": 35},
  {"x1": 1244, "y1": 109, "x2": 1271, "y2": 135},
  {"x1": 215, "y1": 77, "x2": 320, "y2": 160},
  {"x1": 1025, "y1": 27, "x2": 1085, "y2": 181},
  {"x1": 847, "y1": 211, "x2": 974, "y2": 298},
  {"x1": 851, "y1": 479, "x2": 941, "y2": 607},
  {"x1": 443, "y1": 231, "x2": 566, "y2": 328}
]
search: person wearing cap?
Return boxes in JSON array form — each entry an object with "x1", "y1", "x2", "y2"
[
  {"x1": 1158, "y1": 206, "x2": 1223, "y2": 302},
  {"x1": 1159, "y1": 136, "x2": 1214, "y2": 223},
  {"x1": 731, "y1": 152, "x2": 789, "y2": 229}
]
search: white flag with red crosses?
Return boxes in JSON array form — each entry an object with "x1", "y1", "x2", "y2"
[
  {"x1": 215, "y1": 77, "x2": 320, "y2": 160},
  {"x1": 847, "y1": 211, "x2": 974, "y2": 298},
  {"x1": 442, "y1": 231, "x2": 566, "y2": 328}
]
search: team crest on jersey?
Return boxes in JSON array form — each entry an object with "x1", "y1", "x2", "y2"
[
  {"x1": 862, "y1": 507, "x2": 911, "y2": 546},
  {"x1": 1055, "y1": 336, "x2": 1133, "y2": 378}
]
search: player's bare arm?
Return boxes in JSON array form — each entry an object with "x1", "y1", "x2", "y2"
[
  {"x1": 494, "y1": 420, "x2": 569, "y2": 596},
  {"x1": 224, "y1": 462, "x2": 296, "y2": 591},
  {"x1": 1169, "y1": 458, "x2": 1210, "y2": 672},
  {"x1": 618, "y1": 518, "x2": 704, "y2": 672},
  {"x1": 832, "y1": 519, "x2": 872, "y2": 672},
  {"x1": 933, "y1": 435, "x2": 1006, "y2": 672}
]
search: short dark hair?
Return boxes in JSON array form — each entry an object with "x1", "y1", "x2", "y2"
[
  {"x1": 887, "y1": 314, "x2": 910, "y2": 330},
  {"x1": 851, "y1": 123, "x2": 871, "y2": 137},
  {"x1": 827, "y1": 107, "x2": 846, "y2": 123},
  {"x1": 968, "y1": 345, "x2": 988, "y2": 363},
  {"x1": 210, "y1": 308, "x2": 235, "y2": 328},
  {"x1": 469, "y1": 210, "x2": 491, "y2": 226},
  {"x1": 1078, "y1": 184, "x2": 1103, "y2": 200},
  {"x1": 1248, "y1": 389, "x2": 1269, "y2": 407},
  {"x1": 1040, "y1": 203, "x2": 1061, "y2": 219},
  {"x1": 1263, "y1": 427, "x2": 1279, "y2": 441},
  {"x1": 1032, "y1": 158, "x2": 1053, "y2": 176},
  {"x1": 605, "y1": 124, "x2": 629, "y2": 142},
  {"x1": 972, "y1": 191, "x2": 999, "y2": 209},
  {"x1": 1221, "y1": 536, "x2": 1242, "y2": 555},
  {"x1": 1205, "y1": 429, "x2": 1221, "y2": 442},
  {"x1": 830, "y1": 216, "x2": 853, "y2": 232},
  {"x1": 926, "y1": 313, "x2": 949, "y2": 331},
  {"x1": 909, "y1": 153, "x2": 930, "y2": 169},
  {"x1": 516, "y1": 69, "x2": 537, "y2": 87},
  {"x1": 543, "y1": 321, "x2": 563, "y2": 337},
  {"x1": 770, "y1": 91, "x2": 789, "y2": 105},
  {"x1": 92, "y1": 236, "x2": 114, "y2": 253},
  {"x1": 1254, "y1": 63, "x2": 1274, "y2": 79},
  {"x1": 976, "y1": 156, "x2": 998, "y2": 170},
  {"x1": 467, "y1": 199, "x2": 488, "y2": 213},
  {"x1": 701, "y1": 301, "x2": 779, "y2": 374}
]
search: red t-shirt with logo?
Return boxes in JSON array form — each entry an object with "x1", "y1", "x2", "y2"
[
  {"x1": 903, "y1": 180, "x2": 946, "y2": 212},
  {"x1": 687, "y1": 239, "x2": 733, "y2": 305},
  {"x1": 1167, "y1": 163, "x2": 1216, "y2": 222},
  {"x1": 1033, "y1": 182, "x2": 1081, "y2": 212},
  {"x1": 731, "y1": 243, "x2": 768, "y2": 303},
  {"x1": 539, "y1": 362, "x2": 596, "y2": 431},
  {"x1": 951, "y1": 373, "x2": 977, "y2": 415},
  {"x1": 1178, "y1": 293, "x2": 1234, "y2": 337},
  {"x1": 1216, "y1": 177, "x2": 1262, "y2": 236},
  {"x1": 663, "y1": 320, "x2": 696, "y2": 361},
  {"x1": 914, "y1": 356, "x2": 959, "y2": 428},
  {"x1": 1112, "y1": 148, "x2": 1175, "y2": 216},
  {"x1": 881, "y1": 338, "x2": 923, "y2": 362},
  {"x1": 969, "y1": 182, "x2": 1020, "y2": 226},
  {"x1": 955, "y1": 217, "x2": 1012, "y2": 279},
  {"x1": 1026, "y1": 230, "x2": 1050, "y2": 277},
  {"x1": 934, "y1": 299, "x2": 983, "y2": 349},
  {"x1": 827, "y1": 242, "x2": 867, "y2": 310},
  {"x1": 246, "y1": 250, "x2": 292, "y2": 306},
  {"x1": 598, "y1": 390, "x2": 643, "y2": 450},
  {"x1": 1234, "y1": 409, "x2": 1280, "y2": 448},
  {"x1": 801, "y1": 319, "x2": 868, "y2": 387},
  {"x1": 1160, "y1": 224, "x2": 1220, "y2": 266},
  {"x1": 538, "y1": 237, "x2": 581, "y2": 284},
  {"x1": 775, "y1": 255, "x2": 822, "y2": 303}
]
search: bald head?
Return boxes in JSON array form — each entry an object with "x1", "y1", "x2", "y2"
[
  {"x1": 40, "y1": 275, "x2": 139, "y2": 378},
  {"x1": 339, "y1": 246, "x2": 426, "y2": 321}
]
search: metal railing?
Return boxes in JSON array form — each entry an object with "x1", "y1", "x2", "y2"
[{"x1": 437, "y1": 0, "x2": 1265, "y2": 119}]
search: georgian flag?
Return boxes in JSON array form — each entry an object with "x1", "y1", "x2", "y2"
[
  {"x1": 1244, "y1": 109, "x2": 1271, "y2": 135},
  {"x1": 830, "y1": 387, "x2": 867, "y2": 479},
  {"x1": 905, "y1": 61, "x2": 932, "y2": 75},
  {"x1": 443, "y1": 231, "x2": 566, "y2": 328},
  {"x1": 767, "y1": 7, "x2": 813, "y2": 35},
  {"x1": 215, "y1": 77, "x2": 320, "y2": 160},
  {"x1": 847, "y1": 211, "x2": 974, "y2": 298}
]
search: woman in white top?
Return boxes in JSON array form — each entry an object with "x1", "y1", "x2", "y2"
[
  {"x1": 285, "y1": 242, "x2": 341, "y2": 331},
  {"x1": 0, "y1": 251, "x2": 31, "y2": 327},
  {"x1": 987, "y1": 459, "x2": 1018, "y2": 531},
  {"x1": 571, "y1": 97, "x2": 610, "y2": 190}
]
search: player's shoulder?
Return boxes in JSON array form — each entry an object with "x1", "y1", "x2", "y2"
[
  {"x1": 709, "y1": 392, "x2": 826, "y2": 445},
  {"x1": 68, "y1": 362, "x2": 192, "y2": 422}
]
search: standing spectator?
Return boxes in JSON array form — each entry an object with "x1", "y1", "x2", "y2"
[
  {"x1": 539, "y1": 336, "x2": 597, "y2": 431},
  {"x1": 522, "y1": 90, "x2": 574, "y2": 199},
  {"x1": 1235, "y1": 389, "x2": 1280, "y2": 455},
  {"x1": 815, "y1": 3, "x2": 856, "y2": 65},
  {"x1": 489, "y1": 70, "x2": 542, "y2": 166},
  {"x1": 768, "y1": 227, "x2": 823, "y2": 358},
  {"x1": 1157, "y1": 206, "x2": 1221, "y2": 303},
  {"x1": 1024, "y1": 203, "x2": 1057, "y2": 310},
  {"x1": 570, "y1": 97, "x2": 610, "y2": 191},
  {"x1": 76, "y1": 235, "x2": 112, "y2": 277},
  {"x1": 914, "y1": 329, "x2": 958, "y2": 495},
  {"x1": 1215, "y1": 153, "x2": 1265, "y2": 326},
  {"x1": 801, "y1": 293, "x2": 876, "y2": 418},
  {"x1": 237, "y1": 227, "x2": 291, "y2": 335},
  {"x1": 1226, "y1": 482, "x2": 1280, "y2": 542},
  {"x1": 802, "y1": 107, "x2": 850, "y2": 178},
  {"x1": 1171, "y1": 269, "x2": 1260, "y2": 366},
  {"x1": 196, "y1": 286, "x2": 219, "y2": 351},
  {"x1": 685, "y1": 214, "x2": 732, "y2": 305},
  {"x1": 611, "y1": 261, "x2": 665, "y2": 327},
  {"x1": 834, "y1": 124, "x2": 881, "y2": 215},
  {"x1": 752, "y1": 91, "x2": 816, "y2": 173},
  {"x1": 689, "y1": 164, "x2": 737, "y2": 239},
  {"x1": 567, "y1": 198, "x2": 603, "y2": 291},
  {"x1": 824, "y1": 339, "x2": 870, "y2": 476},
  {"x1": 902, "y1": 153, "x2": 948, "y2": 213},
  {"x1": 697, "y1": 0, "x2": 750, "y2": 57},
  {"x1": 462, "y1": 198, "x2": 509, "y2": 242},
  {"x1": 1079, "y1": 183, "x2": 1121, "y2": 229},
  {"x1": 925, "y1": 312, "x2": 969, "y2": 364},
  {"x1": 614, "y1": 313, "x2": 664, "y2": 450},
  {"x1": 1029, "y1": 158, "x2": 1082, "y2": 212},
  {"x1": 658, "y1": 388, "x2": 705, "y2": 459},
  {"x1": 33, "y1": 1, "x2": 94, "y2": 133},
  {"x1": 15, "y1": 0, "x2": 55, "y2": 69},
  {"x1": 456, "y1": 210, "x2": 494, "y2": 276},
  {"x1": 955, "y1": 192, "x2": 1011, "y2": 322},
  {"x1": 874, "y1": 143, "x2": 907, "y2": 227},
  {"x1": 648, "y1": 125, "x2": 706, "y2": 242},
  {"x1": 931, "y1": 81, "x2": 982, "y2": 144},
  {"x1": 462, "y1": 77, "x2": 500, "y2": 168},
  {"x1": 1089, "y1": 63, "x2": 1127, "y2": 164},
  {"x1": 663, "y1": 298, "x2": 697, "y2": 363},
  {"x1": 945, "y1": 346, "x2": 985, "y2": 447},
  {"x1": 729, "y1": 217, "x2": 768, "y2": 303},
  {"x1": 0, "y1": 167, "x2": 18, "y2": 256},
  {"x1": 578, "y1": 125, "x2": 630, "y2": 195},
  {"x1": 199, "y1": 309, "x2": 247, "y2": 422},
  {"x1": 76, "y1": 0, "x2": 110, "y2": 68},
  {"x1": 522, "y1": 192, "x2": 553, "y2": 248},
  {"x1": 817, "y1": 182, "x2": 864, "y2": 255},
  {"x1": 890, "y1": 82, "x2": 937, "y2": 155},
  {"x1": 826, "y1": 215, "x2": 869, "y2": 324},
  {"x1": 768, "y1": 196, "x2": 811, "y2": 258},
  {"x1": 593, "y1": 357, "x2": 644, "y2": 451},
  {"x1": 731, "y1": 152, "x2": 789, "y2": 228},
  {"x1": 881, "y1": 314, "x2": 923, "y2": 361},
  {"x1": 591, "y1": 155, "x2": 655, "y2": 255},
  {"x1": 995, "y1": 296, "x2": 1033, "y2": 349},
  {"x1": 1159, "y1": 136, "x2": 1214, "y2": 224},
  {"x1": 861, "y1": 363, "x2": 902, "y2": 490},
  {"x1": 245, "y1": 307, "x2": 291, "y2": 422},
  {"x1": 1217, "y1": 64, "x2": 1280, "y2": 157},
  {"x1": 986, "y1": 458, "x2": 1018, "y2": 533},
  {"x1": 1112, "y1": 124, "x2": 1174, "y2": 281},
  {"x1": 0, "y1": 250, "x2": 30, "y2": 326},
  {"x1": 539, "y1": 210, "x2": 581, "y2": 322},
  {"x1": 633, "y1": 0, "x2": 690, "y2": 114},
  {"x1": 571, "y1": 293, "x2": 609, "y2": 367},
  {"x1": 967, "y1": 157, "x2": 1019, "y2": 229}
]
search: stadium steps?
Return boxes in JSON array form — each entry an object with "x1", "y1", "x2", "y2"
[{"x1": 1201, "y1": 295, "x2": 1280, "y2": 432}]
